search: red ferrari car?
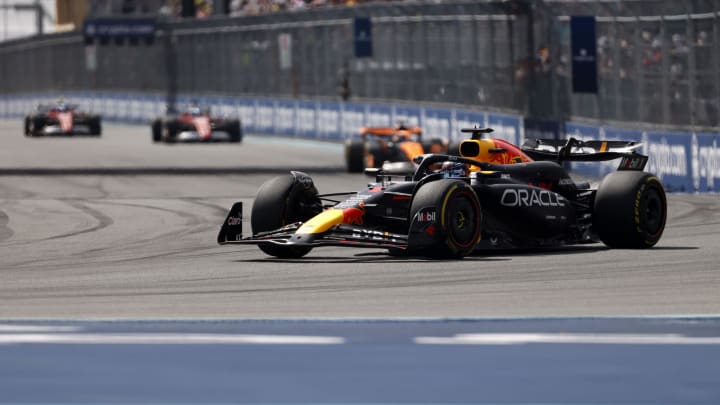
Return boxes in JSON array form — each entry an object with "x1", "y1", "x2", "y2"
[{"x1": 24, "y1": 101, "x2": 101, "y2": 137}]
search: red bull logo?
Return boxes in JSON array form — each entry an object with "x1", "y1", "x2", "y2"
[{"x1": 342, "y1": 205, "x2": 365, "y2": 225}]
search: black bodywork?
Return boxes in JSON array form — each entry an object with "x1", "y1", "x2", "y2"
[{"x1": 218, "y1": 133, "x2": 665, "y2": 258}]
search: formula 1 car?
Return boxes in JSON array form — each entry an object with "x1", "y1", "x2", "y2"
[
  {"x1": 219, "y1": 128, "x2": 667, "y2": 259},
  {"x1": 344, "y1": 124, "x2": 452, "y2": 173},
  {"x1": 24, "y1": 101, "x2": 101, "y2": 137},
  {"x1": 151, "y1": 104, "x2": 242, "y2": 143}
]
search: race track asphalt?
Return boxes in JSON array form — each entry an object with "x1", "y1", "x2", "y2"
[{"x1": 1, "y1": 119, "x2": 718, "y2": 319}]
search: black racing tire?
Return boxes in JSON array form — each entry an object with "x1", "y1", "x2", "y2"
[
  {"x1": 152, "y1": 119, "x2": 163, "y2": 142},
  {"x1": 164, "y1": 123, "x2": 177, "y2": 143},
  {"x1": 28, "y1": 116, "x2": 45, "y2": 137},
  {"x1": 89, "y1": 116, "x2": 102, "y2": 136},
  {"x1": 593, "y1": 171, "x2": 667, "y2": 248},
  {"x1": 345, "y1": 139, "x2": 365, "y2": 173},
  {"x1": 24, "y1": 116, "x2": 31, "y2": 136},
  {"x1": 251, "y1": 174, "x2": 321, "y2": 258},
  {"x1": 409, "y1": 179, "x2": 482, "y2": 258},
  {"x1": 228, "y1": 120, "x2": 243, "y2": 143}
]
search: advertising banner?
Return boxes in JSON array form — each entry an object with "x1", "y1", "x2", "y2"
[
  {"x1": 570, "y1": 16, "x2": 598, "y2": 93},
  {"x1": 295, "y1": 100, "x2": 316, "y2": 139},
  {"x1": 340, "y1": 103, "x2": 366, "y2": 140},
  {"x1": 693, "y1": 132, "x2": 720, "y2": 192},
  {"x1": 274, "y1": 99, "x2": 296, "y2": 137},
  {"x1": 487, "y1": 112, "x2": 522, "y2": 145},
  {"x1": 421, "y1": 107, "x2": 452, "y2": 141},
  {"x1": 317, "y1": 102, "x2": 341, "y2": 141},
  {"x1": 451, "y1": 109, "x2": 486, "y2": 142},
  {"x1": 354, "y1": 17, "x2": 373, "y2": 58}
]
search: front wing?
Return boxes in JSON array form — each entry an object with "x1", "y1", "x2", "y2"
[{"x1": 217, "y1": 202, "x2": 409, "y2": 250}]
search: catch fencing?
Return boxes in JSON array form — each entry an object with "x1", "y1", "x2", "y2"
[{"x1": 1, "y1": 0, "x2": 720, "y2": 132}]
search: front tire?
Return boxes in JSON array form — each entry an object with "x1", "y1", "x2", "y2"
[
  {"x1": 251, "y1": 174, "x2": 322, "y2": 258},
  {"x1": 409, "y1": 179, "x2": 482, "y2": 258},
  {"x1": 593, "y1": 171, "x2": 667, "y2": 248}
]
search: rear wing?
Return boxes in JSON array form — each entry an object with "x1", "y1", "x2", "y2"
[
  {"x1": 521, "y1": 138, "x2": 648, "y2": 171},
  {"x1": 360, "y1": 126, "x2": 422, "y2": 137}
]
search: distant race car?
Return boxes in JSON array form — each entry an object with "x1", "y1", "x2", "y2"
[
  {"x1": 218, "y1": 128, "x2": 667, "y2": 259},
  {"x1": 151, "y1": 104, "x2": 242, "y2": 143},
  {"x1": 344, "y1": 124, "x2": 453, "y2": 173},
  {"x1": 24, "y1": 101, "x2": 101, "y2": 137}
]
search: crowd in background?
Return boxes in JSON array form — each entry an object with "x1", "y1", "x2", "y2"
[{"x1": 91, "y1": 0, "x2": 386, "y2": 18}]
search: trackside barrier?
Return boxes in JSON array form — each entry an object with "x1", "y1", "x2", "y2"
[{"x1": 1, "y1": 92, "x2": 717, "y2": 192}]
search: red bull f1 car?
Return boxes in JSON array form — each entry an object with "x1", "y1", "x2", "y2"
[
  {"x1": 344, "y1": 124, "x2": 452, "y2": 173},
  {"x1": 152, "y1": 104, "x2": 242, "y2": 143},
  {"x1": 219, "y1": 128, "x2": 667, "y2": 259},
  {"x1": 24, "y1": 102, "x2": 101, "y2": 137}
]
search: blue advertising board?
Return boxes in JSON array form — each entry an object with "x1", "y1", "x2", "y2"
[
  {"x1": 570, "y1": 16, "x2": 598, "y2": 94},
  {"x1": 83, "y1": 18, "x2": 156, "y2": 44},
  {"x1": 692, "y1": 133, "x2": 720, "y2": 192},
  {"x1": 295, "y1": 100, "x2": 317, "y2": 139},
  {"x1": 393, "y1": 105, "x2": 421, "y2": 128},
  {"x1": 317, "y1": 102, "x2": 341, "y2": 141},
  {"x1": 644, "y1": 131, "x2": 694, "y2": 192},
  {"x1": 487, "y1": 112, "x2": 521, "y2": 145},
  {"x1": 354, "y1": 17, "x2": 373, "y2": 58},
  {"x1": 340, "y1": 103, "x2": 366, "y2": 140},
  {"x1": 274, "y1": 99, "x2": 296, "y2": 137},
  {"x1": 421, "y1": 107, "x2": 452, "y2": 140},
  {"x1": 451, "y1": 109, "x2": 486, "y2": 143}
]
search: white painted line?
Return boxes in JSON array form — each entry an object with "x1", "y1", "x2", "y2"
[
  {"x1": 415, "y1": 333, "x2": 720, "y2": 345},
  {"x1": 0, "y1": 324, "x2": 80, "y2": 333},
  {"x1": 0, "y1": 333, "x2": 345, "y2": 345}
]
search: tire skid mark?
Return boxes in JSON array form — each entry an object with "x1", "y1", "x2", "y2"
[
  {"x1": 181, "y1": 197, "x2": 235, "y2": 217},
  {"x1": 71, "y1": 200, "x2": 214, "y2": 257},
  {"x1": 0, "y1": 208, "x2": 13, "y2": 242},
  {"x1": 0, "y1": 181, "x2": 37, "y2": 199},
  {"x1": 101, "y1": 200, "x2": 209, "y2": 234},
  {"x1": 52, "y1": 176, "x2": 111, "y2": 199},
  {"x1": 42, "y1": 200, "x2": 114, "y2": 241}
]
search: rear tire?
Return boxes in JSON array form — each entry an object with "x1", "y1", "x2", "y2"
[
  {"x1": 345, "y1": 139, "x2": 365, "y2": 172},
  {"x1": 593, "y1": 171, "x2": 667, "y2": 248},
  {"x1": 409, "y1": 179, "x2": 482, "y2": 258},
  {"x1": 228, "y1": 120, "x2": 242, "y2": 143},
  {"x1": 24, "y1": 116, "x2": 31, "y2": 136},
  {"x1": 152, "y1": 119, "x2": 163, "y2": 142},
  {"x1": 89, "y1": 116, "x2": 102, "y2": 136},
  {"x1": 251, "y1": 174, "x2": 322, "y2": 258}
]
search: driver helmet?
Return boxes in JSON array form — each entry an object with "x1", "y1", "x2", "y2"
[{"x1": 438, "y1": 161, "x2": 467, "y2": 178}]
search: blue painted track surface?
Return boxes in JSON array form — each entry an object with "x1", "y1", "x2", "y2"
[{"x1": 1, "y1": 318, "x2": 719, "y2": 404}]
